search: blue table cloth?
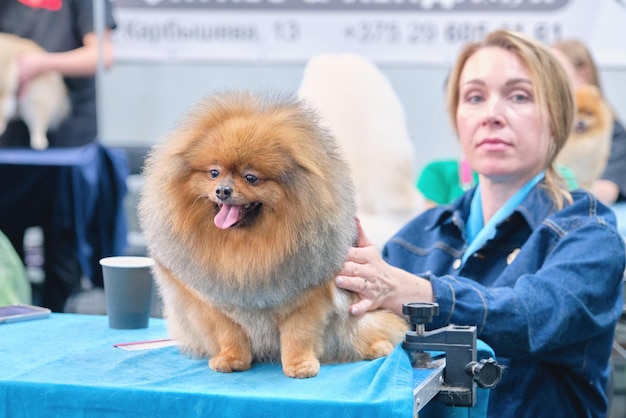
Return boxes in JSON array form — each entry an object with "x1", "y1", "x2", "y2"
[
  {"x1": 0, "y1": 143, "x2": 128, "y2": 285},
  {"x1": 0, "y1": 314, "x2": 415, "y2": 418}
]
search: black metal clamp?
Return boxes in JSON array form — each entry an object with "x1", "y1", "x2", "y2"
[{"x1": 402, "y1": 302, "x2": 503, "y2": 407}]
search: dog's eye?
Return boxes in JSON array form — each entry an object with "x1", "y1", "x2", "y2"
[
  {"x1": 209, "y1": 169, "x2": 219, "y2": 179},
  {"x1": 244, "y1": 174, "x2": 258, "y2": 184}
]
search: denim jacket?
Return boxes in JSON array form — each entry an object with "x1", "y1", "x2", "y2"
[{"x1": 383, "y1": 184, "x2": 625, "y2": 418}]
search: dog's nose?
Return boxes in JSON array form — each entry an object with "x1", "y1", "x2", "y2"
[{"x1": 215, "y1": 186, "x2": 232, "y2": 201}]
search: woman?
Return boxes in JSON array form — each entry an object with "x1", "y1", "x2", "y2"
[
  {"x1": 552, "y1": 39, "x2": 626, "y2": 205},
  {"x1": 336, "y1": 30, "x2": 625, "y2": 417}
]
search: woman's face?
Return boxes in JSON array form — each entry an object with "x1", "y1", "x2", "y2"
[{"x1": 456, "y1": 47, "x2": 551, "y2": 186}]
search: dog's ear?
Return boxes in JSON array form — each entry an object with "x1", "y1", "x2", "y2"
[{"x1": 574, "y1": 84, "x2": 603, "y2": 109}]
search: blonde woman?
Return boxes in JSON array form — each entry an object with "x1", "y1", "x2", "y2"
[{"x1": 337, "y1": 30, "x2": 625, "y2": 417}]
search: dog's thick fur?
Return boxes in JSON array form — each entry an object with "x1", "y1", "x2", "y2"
[
  {"x1": 0, "y1": 33, "x2": 70, "y2": 150},
  {"x1": 138, "y1": 91, "x2": 408, "y2": 378},
  {"x1": 556, "y1": 84, "x2": 613, "y2": 190},
  {"x1": 298, "y1": 53, "x2": 422, "y2": 249}
]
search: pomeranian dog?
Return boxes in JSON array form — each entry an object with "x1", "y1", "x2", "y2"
[
  {"x1": 138, "y1": 91, "x2": 408, "y2": 378},
  {"x1": 0, "y1": 33, "x2": 70, "y2": 150},
  {"x1": 298, "y1": 53, "x2": 422, "y2": 249},
  {"x1": 556, "y1": 84, "x2": 613, "y2": 190}
]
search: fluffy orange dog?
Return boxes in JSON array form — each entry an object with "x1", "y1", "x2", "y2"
[
  {"x1": 556, "y1": 84, "x2": 612, "y2": 189},
  {"x1": 138, "y1": 91, "x2": 407, "y2": 378}
]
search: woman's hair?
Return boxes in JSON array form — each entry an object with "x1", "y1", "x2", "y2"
[
  {"x1": 445, "y1": 30, "x2": 575, "y2": 209},
  {"x1": 552, "y1": 39, "x2": 602, "y2": 91}
]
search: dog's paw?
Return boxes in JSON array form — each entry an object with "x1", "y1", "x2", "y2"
[
  {"x1": 209, "y1": 354, "x2": 252, "y2": 373},
  {"x1": 362, "y1": 340, "x2": 395, "y2": 360},
  {"x1": 30, "y1": 134, "x2": 49, "y2": 151},
  {"x1": 283, "y1": 358, "x2": 320, "y2": 379}
]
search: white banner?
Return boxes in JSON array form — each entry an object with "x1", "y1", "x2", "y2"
[{"x1": 110, "y1": 0, "x2": 626, "y2": 66}]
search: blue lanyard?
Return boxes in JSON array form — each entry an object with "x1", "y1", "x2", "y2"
[{"x1": 462, "y1": 171, "x2": 545, "y2": 266}]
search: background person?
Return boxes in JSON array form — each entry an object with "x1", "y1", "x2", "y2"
[
  {"x1": 552, "y1": 39, "x2": 626, "y2": 205},
  {"x1": 0, "y1": 0, "x2": 116, "y2": 312},
  {"x1": 336, "y1": 30, "x2": 625, "y2": 417},
  {"x1": 0, "y1": 0, "x2": 115, "y2": 148}
]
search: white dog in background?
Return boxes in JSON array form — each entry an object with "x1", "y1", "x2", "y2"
[
  {"x1": 0, "y1": 33, "x2": 70, "y2": 150},
  {"x1": 298, "y1": 53, "x2": 422, "y2": 249}
]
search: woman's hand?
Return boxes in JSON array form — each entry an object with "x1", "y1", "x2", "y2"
[
  {"x1": 336, "y1": 219, "x2": 391, "y2": 315},
  {"x1": 336, "y1": 218, "x2": 435, "y2": 316}
]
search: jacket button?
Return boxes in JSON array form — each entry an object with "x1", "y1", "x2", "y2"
[
  {"x1": 507, "y1": 248, "x2": 521, "y2": 265},
  {"x1": 452, "y1": 259, "x2": 461, "y2": 269}
]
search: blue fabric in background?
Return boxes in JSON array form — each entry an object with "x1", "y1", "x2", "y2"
[
  {"x1": 0, "y1": 143, "x2": 128, "y2": 287},
  {"x1": 0, "y1": 314, "x2": 415, "y2": 418}
]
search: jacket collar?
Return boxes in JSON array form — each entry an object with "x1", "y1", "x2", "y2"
[{"x1": 425, "y1": 181, "x2": 558, "y2": 233}]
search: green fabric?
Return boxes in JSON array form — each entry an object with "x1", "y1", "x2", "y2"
[
  {"x1": 417, "y1": 159, "x2": 479, "y2": 205},
  {"x1": 417, "y1": 159, "x2": 579, "y2": 206},
  {"x1": 556, "y1": 165, "x2": 579, "y2": 190},
  {"x1": 0, "y1": 230, "x2": 31, "y2": 305}
]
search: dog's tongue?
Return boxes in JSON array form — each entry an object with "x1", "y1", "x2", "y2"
[{"x1": 214, "y1": 204, "x2": 242, "y2": 229}]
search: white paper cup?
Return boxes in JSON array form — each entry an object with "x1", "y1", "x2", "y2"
[{"x1": 100, "y1": 256, "x2": 155, "y2": 329}]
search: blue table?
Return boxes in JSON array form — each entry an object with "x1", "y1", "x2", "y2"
[
  {"x1": 0, "y1": 314, "x2": 416, "y2": 418},
  {"x1": 0, "y1": 144, "x2": 128, "y2": 287}
]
